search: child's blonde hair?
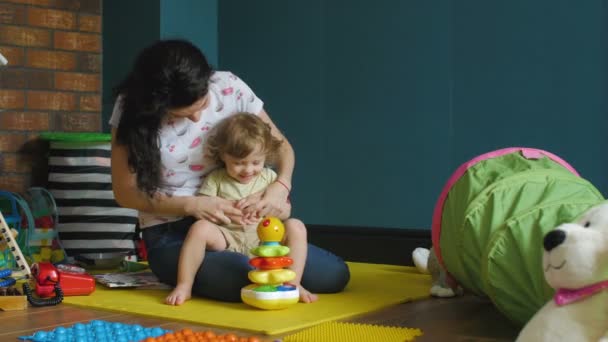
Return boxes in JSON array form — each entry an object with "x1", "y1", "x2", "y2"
[{"x1": 206, "y1": 112, "x2": 283, "y2": 165}]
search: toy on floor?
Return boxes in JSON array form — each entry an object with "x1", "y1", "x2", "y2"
[
  {"x1": 22, "y1": 261, "x2": 95, "y2": 307},
  {"x1": 0, "y1": 226, "x2": 18, "y2": 269},
  {"x1": 0, "y1": 188, "x2": 67, "y2": 266},
  {"x1": 516, "y1": 202, "x2": 608, "y2": 341},
  {"x1": 20, "y1": 187, "x2": 67, "y2": 264},
  {"x1": 0, "y1": 268, "x2": 16, "y2": 287},
  {"x1": 18, "y1": 320, "x2": 171, "y2": 342},
  {"x1": 0, "y1": 212, "x2": 31, "y2": 311},
  {"x1": 282, "y1": 322, "x2": 423, "y2": 342},
  {"x1": 0, "y1": 212, "x2": 31, "y2": 278},
  {"x1": 0, "y1": 228, "x2": 18, "y2": 287},
  {"x1": 241, "y1": 217, "x2": 299, "y2": 310},
  {"x1": 1, "y1": 210, "x2": 81, "y2": 309},
  {"x1": 430, "y1": 147, "x2": 604, "y2": 325},
  {"x1": 0, "y1": 190, "x2": 25, "y2": 264},
  {"x1": 412, "y1": 247, "x2": 462, "y2": 298},
  {"x1": 0, "y1": 285, "x2": 27, "y2": 311},
  {"x1": 147, "y1": 328, "x2": 264, "y2": 342},
  {"x1": 32, "y1": 262, "x2": 95, "y2": 297}
]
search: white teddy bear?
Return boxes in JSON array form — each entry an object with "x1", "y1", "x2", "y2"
[
  {"x1": 412, "y1": 247, "x2": 462, "y2": 297},
  {"x1": 516, "y1": 202, "x2": 608, "y2": 342}
]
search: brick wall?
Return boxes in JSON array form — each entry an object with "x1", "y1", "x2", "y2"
[{"x1": 0, "y1": 0, "x2": 102, "y2": 193}]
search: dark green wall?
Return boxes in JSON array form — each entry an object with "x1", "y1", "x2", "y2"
[
  {"x1": 160, "y1": 0, "x2": 218, "y2": 67},
  {"x1": 104, "y1": 1, "x2": 608, "y2": 229},
  {"x1": 102, "y1": 0, "x2": 160, "y2": 132},
  {"x1": 102, "y1": 0, "x2": 218, "y2": 131},
  {"x1": 218, "y1": 0, "x2": 608, "y2": 228}
]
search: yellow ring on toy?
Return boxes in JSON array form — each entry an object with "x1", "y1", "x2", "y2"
[{"x1": 248, "y1": 269, "x2": 296, "y2": 284}]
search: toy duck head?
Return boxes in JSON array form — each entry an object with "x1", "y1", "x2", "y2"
[{"x1": 257, "y1": 217, "x2": 285, "y2": 243}]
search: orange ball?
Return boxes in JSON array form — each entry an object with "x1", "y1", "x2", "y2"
[{"x1": 203, "y1": 330, "x2": 217, "y2": 339}]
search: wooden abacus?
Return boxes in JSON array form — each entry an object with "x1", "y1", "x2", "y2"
[
  {"x1": 0, "y1": 211, "x2": 31, "y2": 278},
  {"x1": 0, "y1": 211, "x2": 30, "y2": 311}
]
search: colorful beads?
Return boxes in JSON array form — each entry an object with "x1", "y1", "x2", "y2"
[
  {"x1": 146, "y1": 328, "x2": 264, "y2": 342},
  {"x1": 18, "y1": 320, "x2": 171, "y2": 342}
]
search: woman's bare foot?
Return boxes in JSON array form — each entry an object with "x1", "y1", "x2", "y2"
[
  {"x1": 298, "y1": 285, "x2": 318, "y2": 303},
  {"x1": 166, "y1": 284, "x2": 192, "y2": 305}
]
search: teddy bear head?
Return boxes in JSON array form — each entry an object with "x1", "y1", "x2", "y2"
[{"x1": 542, "y1": 202, "x2": 608, "y2": 290}]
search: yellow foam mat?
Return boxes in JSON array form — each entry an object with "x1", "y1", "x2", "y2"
[
  {"x1": 64, "y1": 262, "x2": 430, "y2": 335},
  {"x1": 283, "y1": 322, "x2": 423, "y2": 342}
]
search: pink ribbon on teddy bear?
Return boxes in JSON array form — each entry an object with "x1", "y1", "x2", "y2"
[{"x1": 554, "y1": 280, "x2": 608, "y2": 306}]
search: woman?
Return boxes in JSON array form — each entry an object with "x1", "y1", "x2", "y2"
[{"x1": 109, "y1": 39, "x2": 350, "y2": 302}]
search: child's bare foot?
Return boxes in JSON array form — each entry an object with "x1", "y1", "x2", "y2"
[
  {"x1": 166, "y1": 284, "x2": 192, "y2": 305},
  {"x1": 297, "y1": 285, "x2": 318, "y2": 303}
]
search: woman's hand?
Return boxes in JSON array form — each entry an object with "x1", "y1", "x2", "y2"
[
  {"x1": 236, "y1": 182, "x2": 289, "y2": 219},
  {"x1": 184, "y1": 195, "x2": 243, "y2": 225}
]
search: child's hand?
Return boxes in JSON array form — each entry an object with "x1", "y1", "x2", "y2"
[
  {"x1": 242, "y1": 212, "x2": 261, "y2": 226},
  {"x1": 236, "y1": 190, "x2": 263, "y2": 216},
  {"x1": 185, "y1": 196, "x2": 243, "y2": 225},
  {"x1": 237, "y1": 182, "x2": 289, "y2": 218}
]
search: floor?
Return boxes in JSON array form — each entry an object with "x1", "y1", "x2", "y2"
[{"x1": 0, "y1": 294, "x2": 520, "y2": 341}]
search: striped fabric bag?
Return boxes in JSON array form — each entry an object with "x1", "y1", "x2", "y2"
[{"x1": 42, "y1": 133, "x2": 138, "y2": 258}]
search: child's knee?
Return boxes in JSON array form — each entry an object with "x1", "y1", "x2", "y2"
[
  {"x1": 284, "y1": 218, "x2": 307, "y2": 240},
  {"x1": 189, "y1": 220, "x2": 217, "y2": 239}
]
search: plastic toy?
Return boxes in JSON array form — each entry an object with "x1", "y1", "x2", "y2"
[
  {"x1": 22, "y1": 279, "x2": 63, "y2": 307},
  {"x1": 282, "y1": 321, "x2": 423, "y2": 342},
  {"x1": 20, "y1": 187, "x2": 67, "y2": 264},
  {"x1": 0, "y1": 188, "x2": 67, "y2": 266},
  {"x1": 0, "y1": 268, "x2": 16, "y2": 287},
  {"x1": 0, "y1": 226, "x2": 18, "y2": 269},
  {"x1": 148, "y1": 328, "x2": 263, "y2": 342},
  {"x1": 431, "y1": 147, "x2": 604, "y2": 324},
  {"x1": 18, "y1": 320, "x2": 172, "y2": 342},
  {"x1": 0, "y1": 211, "x2": 30, "y2": 311},
  {"x1": 0, "y1": 285, "x2": 27, "y2": 311},
  {"x1": 241, "y1": 217, "x2": 299, "y2": 310},
  {"x1": 516, "y1": 202, "x2": 608, "y2": 342},
  {"x1": 0, "y1": 191, "x2": 25, "y2": 269},
  {"x1": 412, "y1": 247, "x2": 462, "y2": 297},
  {"x1": 1, "y1": 210, "x2": 92, "y2": 308},
  {"x1": 32, "y1": 262, "x2": 95, "y2": 297},
  {"x1": 0, "y1": 211, "x2": 31, "y2": 278}
]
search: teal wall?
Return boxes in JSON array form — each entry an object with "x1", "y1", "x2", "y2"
[
  {"x1": 104, "y1": 0, "x2": 608, "y2": 229},
  {"x1": 160, "y1": 0, "x2": 218, "y2": 67},
  {"x1": 218, "y1": 0, "x2": 608, "y2": 228},
  {"x1": 102, "y1": 0, "x2": 160, "y2": 132}
]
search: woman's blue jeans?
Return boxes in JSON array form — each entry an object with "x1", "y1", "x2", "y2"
[{"x1": 142, "y1": 217, "x2": 351, "y2": 302}]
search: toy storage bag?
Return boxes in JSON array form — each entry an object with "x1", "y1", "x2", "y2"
[
  {"x1": 40, "y1": 132, "x2": 138, "y2": 260},
  {"x1": 431, "y1": 147, "x2": 604, "y2": 325}
]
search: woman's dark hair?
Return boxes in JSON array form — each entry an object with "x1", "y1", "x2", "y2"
[{"x1": 113, "y1": 39, "x2": 213, "y2": 196}]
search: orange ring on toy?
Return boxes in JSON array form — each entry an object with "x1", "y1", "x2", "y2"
[{"x1": 248, "y1": 256, "x2": 293, "y2": 269}]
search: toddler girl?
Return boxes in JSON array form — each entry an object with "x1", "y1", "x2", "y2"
[{"x1": 166, "y1": 113, "x2": 318, "y2": 305}]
